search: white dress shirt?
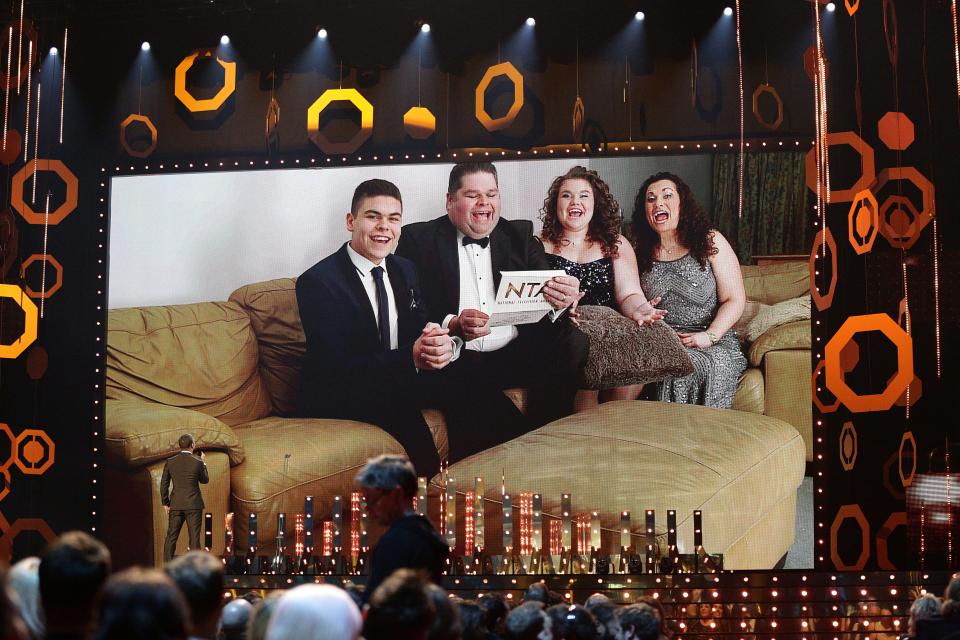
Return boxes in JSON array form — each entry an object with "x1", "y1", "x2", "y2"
[
  {"x1": 346, "y1": 243, "x2": 399, "y2": 350},
  {"x1": 441, "y1": 231, "x2": 518, "y2": 352}
]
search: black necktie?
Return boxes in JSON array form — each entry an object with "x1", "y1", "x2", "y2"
[
  {"x1": 462, "y1": 236, "x2": 490, "y2": 249},
  {"x1": 371, "y1": 266, "x2": 390, "y2": 350}
]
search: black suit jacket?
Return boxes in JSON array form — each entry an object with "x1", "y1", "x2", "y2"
[
  {"x1": 160, "y1": 452, "x2": 208, "y2": 510},
  {"x1": 296, "y1": 243, "x2": 429, "y2": 417},
  {"x1": 395, "y1": 215, "x2": 550, "y2": 326}
]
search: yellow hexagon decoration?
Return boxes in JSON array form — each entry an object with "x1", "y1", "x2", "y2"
[
  {"x1": 403, "y1": 106, "x2": 436, "y2": 139},
  {"x1": 475, "y1": 62, "x2": 524, "y2": 132},
  {"x1": 119, "y1": 114, "x2": 158, "y2": 158},
  {"x1": 0, "y1": 284, "x2": 38, "y2": 359},
  {"x1": 174, "y1": 50, "x2": 237, "y2": 113},
  {"x1": 307, "y1": 88, "x2": 374, "y2": 154}
]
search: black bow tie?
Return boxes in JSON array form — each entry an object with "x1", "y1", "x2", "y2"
[{"x1": 462, "y1": 236, "x2": 490, "y2": 249}]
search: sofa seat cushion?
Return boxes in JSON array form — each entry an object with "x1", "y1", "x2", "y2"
[
  {"x1": 105, "y1": 399, "x2": 245, "y2": 467},
  {"x1": 229, "y1": 417, "x2": 404, "y2": 547},
  {"x1": 731, "y1": 367, "x2": 765, "y2": 415},
  {"x1": 747, "y1": 319, "x2": 810, "y2": 367},
  {"x1": 741, "y1": 261, "x2": 809, "y2": 306},
  {"x1": 441, "y1": 401, "x2": 804, "y2": 569},
  {"x1": 107, "y1": 302, "x2": 272, "y2": 425}
]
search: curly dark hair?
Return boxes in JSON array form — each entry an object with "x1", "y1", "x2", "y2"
[
  {"x1": 629, "y1": 171, "x2": 717, "y2": 275},
  {"x1": 539, "y1": 166, "x2": 622, "y2": 258}
]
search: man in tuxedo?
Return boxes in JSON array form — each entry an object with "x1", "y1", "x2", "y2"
[
  {"x1": 160, "y1": 433, "x2": 209, "y2": 562},
  {"x1": 296, "y1": 179, "x2": 532, "y2": 477},
  {"x1": 395, "y1": 162, "x2": 589, "y2": 424}
]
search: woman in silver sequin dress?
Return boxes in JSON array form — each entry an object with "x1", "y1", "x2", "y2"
[
  {"x1": 538, "y1": 166, "x2": 667, "y2": 410},
  {"x1": 630, "y1": 172, "x2": 746, "y2": 408}
]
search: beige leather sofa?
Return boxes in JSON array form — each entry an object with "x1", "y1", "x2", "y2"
[{"x1": 103, "y1": 261, "x2": 809, "y2": 569}]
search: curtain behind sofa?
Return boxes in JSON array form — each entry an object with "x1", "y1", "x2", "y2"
[{"x1": 712, "y1": 151, "x2": 812, "y2": 264}]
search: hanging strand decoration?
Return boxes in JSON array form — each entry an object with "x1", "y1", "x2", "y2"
[
  {"x1": 40, "y1": 192, "x2": 49, "y2": 318},
  {"x1": 59, "y1": 27, "x2": 66, "y2": 143},
  {"x1": 934, "y1": 220, "x2": 942, "y2": 379},
  {"x1": 901, "y1": 261, "x2": 911, "y2": 418},
  {"x1": 16, "y1": 0, "x2": 23, "y2": 95},
  {"x1": 3, "y1": 26, "x2": 10, "y2": 150},
  {"x1": 22, "y1": 38, "x2": 30, "y2": 162},
  {"x1": 953, "y1": 0, "x2": 959, "y2": 123},
  {"x1": 625, "y1": 56, "x2": 632, "y2": 142},
  {"x1": 31, "y1": 81, "x2": 39, "y2": 204},
  {"x1": 813, "y1": 0, "x2": 830, "y2": 255},
  {"x1": 735, "y1": 0, "x2": 744, "y2": 220}
]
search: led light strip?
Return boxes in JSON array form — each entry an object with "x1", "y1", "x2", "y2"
[
  {"x1": 735, "y1": 0, "x2": 744, "y2": 220},
  {"x1": 23, "y1": 39, "x2": 30, "y2": 162},
  {"x1": 934, "y1": 220, "x2": 942, "y2": 379},
  {"x1": 2, "y1": 27, "x2": 10, "y2": 151},
  {"x1": 59, "y1": 27, "x2": 67, "y2": 143}
]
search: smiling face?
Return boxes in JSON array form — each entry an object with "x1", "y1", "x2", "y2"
[
  {"x1": 555, "y1": 178, "x2": 594, "y2": 234},
  {"x1": 644, "y1": 178, "x2": 680, "y2": 233},
  {"x1": 446, "y1": 170, "x2": 501, "y2": 239},
  {"x1": 346, "y1": 195, "x2": 402, "y2": 264}
]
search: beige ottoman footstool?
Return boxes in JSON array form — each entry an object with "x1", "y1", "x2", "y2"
[{"x1": 442, "y1": 400, "x2": 805, "y2": 570}]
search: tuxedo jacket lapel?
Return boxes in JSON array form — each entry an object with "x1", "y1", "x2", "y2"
[
  {"x1": 436, "y1": 217, "x2": 461, "y2": 312},
  {"x1": 335, "y1": 245, "x2": 380, "y2": 346},
  {"x1": 386, "y1": 255, "x2": 416, "y2": 343}
]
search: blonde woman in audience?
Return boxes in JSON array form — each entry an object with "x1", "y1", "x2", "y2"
[
  {"x1": 6, "y1": 557, "x2": 42, "y2": 639},
  {"x1": 265, "y1": 584, "x2": 362, "y2": 640}
]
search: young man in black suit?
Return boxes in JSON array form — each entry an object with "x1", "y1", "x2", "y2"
[
  {"x1": 296, "y1": 179, "x2": 532, "y2": 477},
  {"x1": 395, "y1": 162, "x2": 589, "y2": 425},
  {"x1": 160, "y1": 433, "x2": 209, "y2": 562}
]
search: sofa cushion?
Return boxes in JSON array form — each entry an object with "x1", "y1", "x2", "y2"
[
  {"x1": 105, "y1": 399, "x2": 245, "y2": 467},
  {"x1": 228, "y1": 278, "x2": 305, "y2": 417},
  {"x1": 732, "y1": 300, "x2": 769, "y2": 345},
  {"x1": 741, "y1": 261, "x2": 808, "y2": 306},
  {"x1": 229, "y1": 417, "x2": 405, "y2": 546},
  {"x1": 742, "y1": 295, "x2": 810, "y2": 344},
  {"x1": 441, "y1": 401, "x2": 804, "y2": 567},
  {"x1": 107, "y1": 302, "x2": 272, "y2": 426},
  {"x1": 748, "y1": 319, "x2": 811, "y2": 367},
  {"x1": 731, "y1": 367, "x2": 765, "y2": 414}
]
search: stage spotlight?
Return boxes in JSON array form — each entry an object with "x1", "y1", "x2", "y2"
[
  {"x1": 220, "y1": 34, "x2": 230, "y2": 45},
  {"x1": 317, "y1": 27, "x2": 328, "y2": 38},
  {"x1": 49, "y1": 46, "x2": 57, "y2": 55},
  {"x1": 826, "y1": 2, "x2": 836, "y2": 10},
  {"x1": 141, "y1": 41, "x2": 151, "y2": 51},
  {"x1": 723, "y1": 6, "x2": 733, "y2": 16},
  {"x1": 525, "y1": 16, "x2": 536, "y2": 26},
  {"x1": 635, "y1": 11, "x2": 645, "y2": 20},
  {"x1": 421, "y1": 23, "x2": 431, "y2": 33}
]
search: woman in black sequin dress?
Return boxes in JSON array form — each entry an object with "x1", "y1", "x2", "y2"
[{"x1": 538, "y1": 166, "x2": 666, "y2": 410}]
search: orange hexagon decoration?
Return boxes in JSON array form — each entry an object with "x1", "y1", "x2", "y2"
[
  {"x1": 825, "y1": 314, "x2": 914, "y2": 413},
  {"x1": 899, "y1": 431, "x2": 917, "y2": 488},
  {"x1": 845, "y1": 0, "x2": 860, "y2": 15},
  {"x1": 174, "y1": 50, "x2": 237, "y2": 113},
  {"x1": 878, "y1": 112, "x2": 914, "y2": 150},
  {"x1": 120, "y1": 114, "x2": 158, "y2": 158},
  {"x1": 475, "y1": 62, "x2": 524, "y2": 132},
  {"x1": 812, "y1": 359, "x2": 841, "y2": 413},
  {"x1": 10, "y1": 159, "x2": 79, "y2": 225},
  {"x1": 830, "y1": 504, "x2": 870, "y2": 571},
  {"x1": 0, "y1": 468, "x2": 9, "y2": 502},
  {"x1": 840, "y1": 422, "x2": 858, "y2": 471},
  {"x1": 752, "y1": 83, "x2": 783, "y2": 131},
  {"x1": 876, "y1": 511, "x2": 906, "y2": 570},
  {"x1": 306, "y1": 88, "x2": 374, "y2": 154},
  {"x1": 403, "y1": 106, "x2": 436, "y2": 139},
  {"x1": 0, "y1": 284, "x2": 38, "y2": 359},
  {"x1": 809, "y1": 227, "x2": 837, "y2": 312},
  {"x1": 876, "y1": 167, "x2": 935, "y2": 249},
  {"x1": 882, "y1": 451, "x2": 905, "y2": 500},
  {"x1": 803, "y1": 46, "x2": 829, "y2": 83},
  {"x1": 14, "y1": 429, "x2": 54, "y2": 475},
  {"x1": 848, "y1": 189, "x2": 878, "y2": 255},
  {"x1": 0, "y1": 518, "x2": 56, "y2": 564},
  {"x1": 0, "y1": 424, "x2": 15, "y2": 472},
  {"x1": 20, "y1": 254, "x2": 63, "y2": 299},
  {"x1": 839, "y1": 339, "x2": 860, "y2": 373},
  {"x1": 805, "y1": 131, "x2": 876, "y2": 203},
  {"x1": 890, "y1": 372, "x2": 922, "y2": 407}
]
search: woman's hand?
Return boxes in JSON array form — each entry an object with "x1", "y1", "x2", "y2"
[
  {"x1": 677, "y1": 331, "x2": 714, "y2": 349},
  {"x1": 630, "y1": 296, "x2": 667, "y2": 326},
  {"x1": 568, "y1": 291, "x2": 586, "y2": 326}
]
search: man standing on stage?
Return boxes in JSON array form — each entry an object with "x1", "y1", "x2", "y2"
[
  {"x1": 355, "y1": 455, "x2": 448, "y2": 603},
  {"x1": 160, "y1": 433, "x2": 208, "y2": 562}
]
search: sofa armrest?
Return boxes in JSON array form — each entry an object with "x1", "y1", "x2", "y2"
[
  {"x1": 106, "y1": 399, "x2": 246, "y2": 467},
  {"x1": 747, "y1": 320, "x2": 810, "y2": 368}
]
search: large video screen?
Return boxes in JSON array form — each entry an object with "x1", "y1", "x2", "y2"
[{"x1": 104, "y1": 154, "x2": 812, "y2": 571}]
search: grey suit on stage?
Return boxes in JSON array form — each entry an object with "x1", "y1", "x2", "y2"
[{"x1": 160, "y1": 450, "x2": 209, "y2": 561}]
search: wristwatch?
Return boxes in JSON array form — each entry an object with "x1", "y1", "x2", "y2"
[{"x1": 705, "y1": 330, "x2": 718, "y2": 344}]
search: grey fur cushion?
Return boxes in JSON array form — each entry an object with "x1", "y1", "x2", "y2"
[{"x1": 576, "y1": 305, "x2": 694, "y2": 390}]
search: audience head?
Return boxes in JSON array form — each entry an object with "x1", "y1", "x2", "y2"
[
  {"x1": 93, "y1": 567, "x2": 189, "y2": 640},
  {"x1": 540, "y1": 165, "x2": 621, "y2": 257},
  {"x1": 355, "y1": 455, "x2": 417, "y2": 526},
  {"x1": 264, "y1": 584, "x2": 361, "y2": 640},
  {"x1": 165, "y1": 550, "x2": 225, "y2": 639},
  {"x1": 584, "y1": 593, "x2": 611, "y2": 609},
  {"x1": 38, "y1": 530, "x2": 111, "y2": 634},
  {"x1": 6, "y1": 557, "x2": 42, "y2": 640},
  {"x1": 633, "y1": 596, "x2": 668, "y2": 637},
  {"x1": 505, "y1": 601, "x2": 546, "y2": 640},
  {"x1": 479, "y1": 592, "x2": 509, "y2": 635},
  {"x1": 944, "y1": 573, "x2": 960, "y2": 617},
  {"x1": 247, "y1": 593, "x2": 282, "y2": 640},
  {"x1": 178, "y1": 433, "x2": 195, "y2": 451},
  {"x1": 446, "y1": 161, "x2": 500, "y2": 240},
  {"x1": 910, "y1": 593, "x2": 942, "y2": 637},
  {"x1": 524, "y1": 583, "x2": 549, "y2": 605},
  {"x1": 220, "y1": 598, "x2": 253, "y2": 640},
  {"x1": 240, "y1": 591, "x2": 264, "y2": 607},
  {"x1": 426, "y1": 584, "x2": 461, "y2": 640},
  {"x1": 586, "y1": 601, "x2": 620, "y2": 640},
  {"x1": 457, "y1": 600, "x2": 489, "y2": 640},
  {"x1": 363, "y1": 569, "x2": 435, "y2": 640},
  {"x1": 618, "y1": 603, "x2": 661, "y2": 640},
  {"x1": 545, "y1": 604, "x2": 599, "y2": 640},
  {"x1": 0, "y1": 569, "x2": 28, "y2": 640},
  {"x1": 347, "y1": 179, "x2": 403, "y2": 264},
  {"x1": 630, "y1": 171, "x2": 715, "y2": 274}
]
